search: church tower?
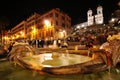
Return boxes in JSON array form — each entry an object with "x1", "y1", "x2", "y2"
[
  {"x1": 95, "y1": 5, "x2": 104, "y2": 24},
  {"x1": 87, "y1": 9, "x2": 94, "y2": 26}
]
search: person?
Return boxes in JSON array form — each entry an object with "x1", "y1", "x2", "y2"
[
  {"x1": 61, "y1": 40, "x2": 68, "y2": 48},
  {"x1": 86, "y1": 42, "x2": 93, "y2": 48},
  {"x1": 57, "y1": 39, "x2": 61, "y2": 47},
  {"x1": 8, "y1": 42, "x2": 14, "y2": 52},
  {"x1": 40, "y1": 39, "x2": 44, "y2": 48}
]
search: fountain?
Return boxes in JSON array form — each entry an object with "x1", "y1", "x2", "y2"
[
  {"x1": 7, "y1": 33, "x2": 120, "y2": 74},
  {"x1": 8, "y1": 43, "x2": 106, "y2": 74}
]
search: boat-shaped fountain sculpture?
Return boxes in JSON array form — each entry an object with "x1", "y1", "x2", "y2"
[{"x1": 8, "y1": 33, "x2": 120, "y2": 74}]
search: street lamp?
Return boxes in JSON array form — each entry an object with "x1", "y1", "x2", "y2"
[
  {"x1": 44, "y1": 20, "x2": 50, "y2": 26},
  {"x1": 44, "y1": 20, "x2": 51, "y2": 30},
  {"x1": 44, "y1": 19, "x2": 51, "y2": 39}
]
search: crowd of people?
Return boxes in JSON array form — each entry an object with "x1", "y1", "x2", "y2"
[
  {"x1": 67, "y1": 24, "x2": 120, "y2": 48},
  {"x1": 26, "y1": 39, "x2": 68, "y2": 48}
]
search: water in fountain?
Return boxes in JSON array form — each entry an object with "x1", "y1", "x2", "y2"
[{"x1": 22, "y1": 52, "x2": 92, "y2": 67}]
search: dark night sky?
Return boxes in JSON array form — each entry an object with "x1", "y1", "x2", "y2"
[{"x1": 0, "y1": 0, "x2": 119, "y2": 29}]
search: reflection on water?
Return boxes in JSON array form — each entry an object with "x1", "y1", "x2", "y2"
[
  {"x1": 0, "y1": 60, "x2": 120, "y2": 80},
  {"x1": 22, "y1": 53, "x2": 92, "y2": 67}
]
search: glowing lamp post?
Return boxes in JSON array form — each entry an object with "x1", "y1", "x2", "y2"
[
  {"x1": 44, "y1": 20, "x2": 51, "y2": 30},
  {"x1": 44, "y1": 20, "x2": 50, "y2": 26},
  {"x1": 44, "y1": 20, "x2": 51, "y2": 39}
]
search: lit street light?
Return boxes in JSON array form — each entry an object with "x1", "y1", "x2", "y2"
[
  {"x1": 44, "y1": 19, "x2": 51, "y2": 39},
  {"x1": 44, "y1": 20, "x2": 51, "y2": 31},
  {"x1": 44, "y1": 20, "x2": 51, "y2": 27}
]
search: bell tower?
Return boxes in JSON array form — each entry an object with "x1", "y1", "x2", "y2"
[
  {"x1": 95, "y1": 5, "x2": 104, "y2": 24},
  {"x1": 87, "y1": 9, "x2": 94, "y2": 26}
]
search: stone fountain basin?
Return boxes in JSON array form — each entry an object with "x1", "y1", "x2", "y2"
[{"x1": 20, "y1": 52, "x2": 106, "y2": 74}]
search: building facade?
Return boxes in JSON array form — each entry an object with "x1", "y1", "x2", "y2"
[
  {"x1": 87, "y1": 9, "x2": 94, "y2": 26},
  {"x1": 11, "y1": 20, "x2": 26, "y2": 41},
  {"x1": 73, "y1": 5, "x2": 104, "y2": 30},
  {"x1": 4, "y1": 8, "x2": 71, "y2": 42},
  {"x1": 36, "y1": 8, "x2": 71, "y2": 40},
  {"x1": 26, "y1": 12, "x2": 40, "y2": 40},
  {"x1": 94, "y1": 6, "x2": 104, "y2": 24},
  {"x1": 87, "y1": 5, "x2": 104, "y2": 26}
]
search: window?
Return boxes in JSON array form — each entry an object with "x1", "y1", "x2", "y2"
[
  {"x1": 62, "y1": 16, "x2": 65, "y2": 20},
  {"x1": 99, "y1": 11, "x2": 101, "y2": 14},
  {"x1": 62, "y1": 23, "x2": 65, "y2": 27},
  {"x1": 50, "y1": 13, "x2": 53, "y2": 17},
  {"x1": 56, "y1": 21, "x2": 58, "y2": 25},
  {"x1": 51, "y1": 21, "x2": 53, "y2": 26},
  {"x1": 55, "y1": 13, "x2": 58, "y2": 17}
]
